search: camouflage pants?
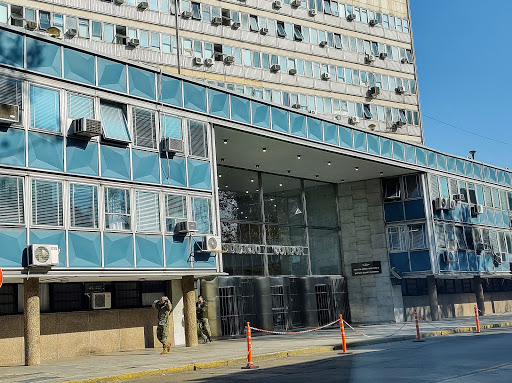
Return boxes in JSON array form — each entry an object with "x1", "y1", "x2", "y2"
[
  {"x1": 197, "y1": 318, "x2": 211, "y2": 340},
  {"x1": 157, "y1": 323, "x2": 169, "y2": 346}
]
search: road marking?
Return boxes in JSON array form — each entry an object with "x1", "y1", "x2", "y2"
[{"x1": 433, "y1": 362, "x2": 512, "y2": 382}]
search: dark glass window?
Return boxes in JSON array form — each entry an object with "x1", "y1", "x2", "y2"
[
  {"x1": 113, "y1": 282, "x2": 141, "y2": 308},
  {"x1": 0, "y1": 284, "x2": 17, "y2": 315},
  {"x1": 401, "y1": 279, "x2": 428, "y2": 296},
  {"x1": 50, "y1": 283, "x2": 85, "y2": 312}
]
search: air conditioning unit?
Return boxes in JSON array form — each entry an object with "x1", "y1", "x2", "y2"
[
  {"x1": 204, "y1": 57, "x2": 214, "y2": 66},
  {"x1": 394, "y1": 120, "x2": 406, "y2": 127},
  {"x1": 212, "y1": 16, "x2": 222, "y2": 25},
  {"x1": 476, "y1": 243, "x2": 490, "y2": 254},
  {"x1": 321, "y1": 72, "x2": 330, "y2": 80},
  {"x1": 231, "y1": 21, "x2": 241, "y2": 29},
  {"x1": 308, "y1": 110, "x2": 316, "y2": 114},
  {"x1": 175, "y1": 221, "x2": 198, "y2": 234},
  {"x1": 369, "y1": 86, "x2": 380, "y2": 97},
  {"x1": 348, "y1": 116, "x2": 359, "y2": 125},
  {"x1": 309, "y1": 9, "x2": 317, "y2": 17},
  {"x1": 137, "y1": 1, "x2": 149, "y2": 10},
  {"x1": 181, "y1": 10, "x2": 192, "y2": 18},
  {"x1": 224, "y1": 55, "x2": 235, "y2": 64},
  {"x1": 270, "y1": 64, "x2": 281, "y2": 72},
  {"x1": 319, "y1": 40, "x2": 328, "y2": 48},
  {"x1": 365, "y1": 53, "x2": 376, "y2": 63},
  {"x1": 29, "y1": 244, "x2": 59, "y2": 267},
  {"x1": 71, "y1": 118, "x2": 102, "y2": 138},
  {"x1": 26, "y1": 21, "x2": 37, "y2": 30},
  {"x1": 91, "y1": 292, "x2": 112, "y2": 310},
  {"x1": 379, "y1": 52, "x2": 388, "y2": 60},
  {"x1": 334, "y1": 115, "x2": 342, "y2": 121},
  {"x1": 162, "y1": 137, "x2": 184, "y2": 153},
  {"x1": 434, "y1": 197, "x2": 453, "y2": 211},
  {"x1": 115, "y1": 0, "x2": 124, "y2": 4},
  {"x1": 288, "y1": 68, "x2": 297, "y2": 75},
  {"x1": 67, "y1": 28, "x2": 77, "y2": 38},
  {"x1": 203, "y1": 235, "x2": 222, "y2": 252},
  {"x1": 273, "y1": 0, "x2": 282, "y2": 9},
  {"x1": 346, "y1": 13, "x2": 356, "y2": 21},
  {"x1": 0, "y1": 103, "x2": 19, "y2": 124},
  {"x1": 395, "y1": 86, "x2": 405, "y2": 94},
  {"x1": 443, "y1": 250, "x2": 457, "y2": 263},
  {"x1": 452, "y1": 194, "x2": 465, "y2": 203},
  {"x1": 193, "y1": 57, "x2": 203, "y2": 66},
  {"x1": 291, "y1": 0, "x2": 301, "y2": 7},
  {"x1": 471, "y1": 204, "x2": 484, "y2": 217},
  {"x1": 291, "y1": 103, "x2": 301, "y2": 109},
  {"x1": 369, "y1": 19, "x2": 379, "y2": 27},
  {"x1": 401, "y1": 57, "x2": 410, "y2": 64},
  {"x1": 260, "y1": 27, "x2": 269, "y2": 35},
  {"x1": 127, "y1": 38, "x2": 139, "y2": 47}
]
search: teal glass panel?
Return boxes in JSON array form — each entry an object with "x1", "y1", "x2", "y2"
[
  {"x1": 473, "y1": 164, "x2": 482, "y2": 180},
  {"x1": 0, "y1": 29, "x2": 23, "y2": 67},
  {"x1": 161, "y1": 156, "x2": 186, "y2": 187},
  {"x1": 290, "y1": 113, "x2": 306, "y2": 137},
  {"x1": 128, "y1": 66, "x2": 155, "y2": 100},
  {"x1": 354, "y1": 131, "x2": 367, "y2": 152},
  {"x1": 367, "y1": 134, "x2": 379, "y2": 155},
  {"x1": 231, "y1": 96, "x2": 251, "y2": 124},
  {"x1": 28, "y1": 132, "x2": 63, "y2": 171},
  {"x1": 132, "y1": 149, "x2": 159, "y2": 183},
  {"x1": 498, "y1": 170, "x2": 505, "y2": 185},
  {"x1": 136, "y1": 234, "x2": 163, "y2": 268},
  {"x1": 380, "y1": 138, "x2": 392, "y2": 158},
  {"x1": 0, "y1": 128, "x2": 25, "y2": 167},
  {"x1": 392, "y1": 141, "x2": 404, "y2": 161},
  {"x1": 29, "y1": 229, "x2": 65, "y2": 267},
  {"x1": 66, "y1": 138, "x2": 98, "y2": 176},
  {"x1": 251, "y1": 102, "x2": 270, "y2": 129},
  {"x1": 482, "y1": 166, "x2": 490, "y2": 181},
  {"x1": 426, "y1": 151, "x2": 436, "y2": 168},
  {"x1": 339, "y1": 126, "x2": 353, "y2": 148},
  {"x1": 446, "y1": 157, "x2": 456, "y2": 173},
  {"x1": 506, "y1": 172, "x2": 512, "y2": 187},
  {"x1": 26, "y1": 37, "x2": 61, "y2": 77},
  {"x1": 436, "y1": 153, "x2": 447, "y2": 171},
  {"x1": 464, "y1": 161, "x2": 473, "y2": 177},
  {"x1": 63, "y1": 48, "x2": 95, "y2": 85},
  {"x1": 100, "y1": 145, "x2": 130, "y2": 180},
  {"x1": 100, "y1": 103, "x2": 130, "y2": 142},
  {"x1": 104, "y1": 233, "x2": 134, "y2": 267},
  {"x1": 0, "y1": 228, "x2": 26, "y2": 267},
  {"x1": 307, "y1": 118, "x2": 323, "y2": 141},
  {"x1": 30, "y1": 85, "x2": 60, "y2": 132},
  {"x1": 489, "y1": 168, "x2": 497, "y2": 183},
  {"x1": 324, "y1": 123, "x2": 338, "y2": 145},
  {"x1": 165, "y1": 236, "x2": 191, "y2": 268},
  {"x1": 160, "y1": 115, "x2": 182, "y2": 139},
  {"x1": 68, "y1": 231, "x2": 101, "y2": 267},
  {"x1": 405, "y1": 144, "x2": 416, "y2": 163},
  {"x1": 188, "y1": 159, "x2": 211, "y2": 190},
  {"x1": 97, "y1": 57, "x2": 127, "y2": 93},
  {"x1": 456, "y1": 158, "x2": 465, "y2": 175},
  {"x1": 183, "y1": 81, "x2": 206, "y2": 112},
  {"x1": 160, "y1": 76, "x2": 182, "y2": 106},
  {"x1": 272, "y1": 107, "x2": 289, "y2": 133},
  {"x1": 208, "y1": 89, "x2": 229, "y2": 119},
  {"x1": 416, "y1": 148, "x2": 426, "y2": 166}
]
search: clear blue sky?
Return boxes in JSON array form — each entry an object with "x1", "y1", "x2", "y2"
[{"x1": 410, "y1": 0, "x2": 512, "y2": 169}]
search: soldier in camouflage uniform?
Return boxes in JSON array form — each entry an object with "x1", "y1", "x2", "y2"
[
  {"x1": 196, "y1": 295, "x2": 212, "y2": 344},
  {"x1": 153, "y1": 296, "x2": 172, "y2": 354}
]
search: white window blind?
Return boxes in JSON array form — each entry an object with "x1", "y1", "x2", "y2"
[
  {"x1": 70, "y1": 184, "x2": 98, "y2": 228},
  {"x1": 165, "y1": 194, "x2": 187, "y2": 232},
  {"x1": 387, "y1": 226, "x2": 406, "y2": 251},
  {"x1": 67, "y1": 93, "x2": 94, "y2": 120},
  {"x1": 188, "y1": 120, "x2": 208, "y2": 157},
  {"x1": 105, "y1": 187, "x2": 131, "y2": 230},
  {"x1": 429, "y1": 174, "x2": 439, "y2": 200},
  {"x1": 100, "y1": 102, "x2": 130, "y2": 142},
  {"x1": 0, "y1": 176, "x2": 24, "y2": 224},
  {"x1": 0, "y1": 76, "x2": 22, "y2": 122},
  {"x1": 32, "y1": 179, "x2": 63, "y2": 226},
  {"x1": 408, "y1": 224, "x2": 427, "y2": 250},
  {"x1": 136, "y1": 191, "x2": 160, "y2": 232},
  {"x1": 133, "y1": 108, "x2": 157, "y2": 149}
]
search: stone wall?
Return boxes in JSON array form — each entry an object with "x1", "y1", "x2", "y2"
[{"x1": 338, "y1": 179, "x2": 404, "y2": 323}]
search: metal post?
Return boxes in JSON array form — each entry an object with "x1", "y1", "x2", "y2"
[{"x1": 173, "y1": 0, "x2": 182, "y2": 74}]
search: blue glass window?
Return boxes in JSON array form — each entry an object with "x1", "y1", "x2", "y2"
[
  {"x1": 367, "y1": 134, "x2": 379, "y2": 155},
  {"x1": 160, "y1": 76, "x2": 182, "y2": 106},
  {"x1": 183, "y1": 81, "x2": 206, "y2": 112},
  {"x1": 67, "y1": 93, "x2": 94, "y2": 120},
  {"x1": 426, "y1": 151, "x2": 436, "y2": 168},
  {"x1": 436, "y1": 154, "x2": 447, "y2": 171},
  {"x1": 456, "y1": 159, "x2": 465, "y2": 176},
  {"x1": 446, "y1": 157, "x2": 456, "y2": 173},
  {"x1": 188, "y1": 159, "x2": 211, "y2": 190},
  {"x1": 405, "y1": 144, "x2": 416, "y2": 163},
  {"x1": 416, "y1": 148, "x2": 426, "y2": 166},
  {"x1": 473, "y1": 164, "x2": 482, "y2": 180},
  {"x1": 339, "y1": 127, "x2": 353, "y2": 149},
  {"x1": 380, "y1": 138, "x2": 392, "y2": 158},
  {"x1": 100, "y1": 102, "x2": 130, "y2": 142},
  {"x1": 505, "y1": 172, "x2": 512, "y2": 187},
  {"x1": 192, "y1": 197, "x2": 212, "y2": 234},
  {"x1": 208, "y1": 89, "x2": 229, "y2": 119},
  {"x1": 251, "y1": 102, "x2": 270, "y2": 129},
  {"x1": 26, "y1": 37, "x2": 61, "y2": 77},
  {"x1": 354, "y1": 131, "x2": 367, "y2": 152},
  {"x1": 324, "y1": 123, "x2": 338, "y2": 145},
  {"x1": 272, "y1": 107, "x2": 289, "y2": 133},
  {"x1": 498, "y1": 170, "x2": 505, "y2": 185},
  {"x1": 290, "y1": 113, "x2": 306, "y2": 137},
  {"x1": 97, "y1": 57, "x2": 127, "y2": 93},
  {"x1": 30, "y1": 85, "x2": 60, "y2": 132},
  {"x1": 307, "y1": 118, "x2": 323, "y2": 141},
  {"x1": 161, "y1": 156, "x2": 186, "y2": 187},
  {"x1": 392, "y1": 141, "x2": 404, "y2": 161},
  {"x1": 464, "y1": 161, "x2": 473, "y2": 177},
  {"x1": 160, "y1": 114, "x2": 182, "y2": 139},
  {"x1": 490, "y1": 168, "x2": 497, "y2": 184},
  {"x1": 0, "y1": 29, "x2": 23, "y2": 68},
  {"x1": 482, "y1": 166, "x2": 490, "y2": 181},
  {"x1": 128, "y1": 66, "x2": 155, "y2": 100},
  {"x1": 63, "y1": 48, "x2": 95, "y2": 85},
  {"x1": 231, "y1": 96, "x2": 251, "y2": 124}
]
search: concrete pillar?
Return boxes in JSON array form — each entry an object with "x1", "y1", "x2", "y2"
[
  {"x1": 171, "y1": 279, "x2": 185, "y2": 346},
  {"x1": 24, "y1": 278, "x2": 40, "y2": 366},
  {"x1": 182, "y1": 276, "x2": 198, "y2": 347},
  {"x1": 474, "y1": 276, "x2": 485, "y2": 316},
  {"x1": 426, "y1": 275, "x2": 440, "y2": 321}
]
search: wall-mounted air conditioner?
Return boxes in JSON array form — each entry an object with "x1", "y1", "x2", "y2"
[
  {"x1": 434, "y1": 197, "x2": 454, "y2": 211},
  {"x1": 182, "y1": 10, "x2": 192, "y2": 18},
  {"x1": 67, "y1": 28, "x2": 77, "y2": 38},
  {"x1": 91, "y1": 292, "x2": 112, "y2": 310},
  {"x1": 291, "y1": 103, "x2": 301, "y2": 109},
  {"x1": 260, "y1": 27, "x2": 269, "y2": 35},
  {"x1": 321, "y1": 72, "x2": 330, "y2": 80},
  {"x1": 204, "y1": 235, "x2": 222, "y2": 252},
  {"x1": 137, "y1": 1, "x2": 148, "y2": 10},
  {"x1": 231, "y1": 21, "x2": 241, "y2": 29},
  {"x1": 29, "y1": 244, "x2": 59, "y2": 267},
  {"x1": 26, "y1": 21, "x2": 37, "y2": 30},
  {"x1": 193, "y1": 57, "x2": 203, "y2": 66},
  {"x1": 309, "y1": 9, "x2": 317, "y2": 17},
  {"x1": 0, "y1": 104, "x2": 19, "y2": 125},
  {"x1": 162, "y1": 137, "x2": 184, "y2": 153},
  {"x1": 71, "y1": 118, "x2": 102, "y2": 138},
  {"x1": 204, "y1": 58, "x2": 214, "y2": 66},
  {"x1": 212, "y1": 17, "x2": 222, "y2": 26},
  {"x1": 401, "y1": 57, "x2": 410, "y2": 64},
  {"x1": 270, "y1": 64, "x2": 281, "y2": 72},
  {"x1": 369, "y1": 19, "x2": 379, "y2": 27},
  {"x1": 443, "y1": 250, "x2": 457, "y2": 263},
  {"x1": 175, "y1": 221, "x2": 198, "y2": 234},
  {"x1": 379, "y1": 52, "x2": 388, "y2": 60},
  {"x1": 273, "y1": 0, "x2": 282, "y2": 9},
  {"x1": 224, "y1": 55, "x2": 235, "y2": 64},
  {"x1": 114, "y1": 0, "x2": 124, "y2": 4},
  {"x1": 319, "y1": 40, "x2": 327, "y2": 48},
  {"x1": 452, "y1": 194, "x2": 465, "y2": 203},
  {"x1": 346, "y1": 13, "x2": 356, "y2": 21},
  {"x1": 369, "y1": 86, "x2": 380, "y2": 97},
  {"x1": 291, "y1": 0, "x2": 301, "y2": 7},
  {"x1": 288, "y1": 68, "x2": 297, "y2": 75},
  {"x1": 470, "y1": 204, "x2": 484, "y2": 217},
  {"x1": 348, "y1": 116, "x2": 359, "y2": 125},
  {"x1": 395, "y1": 86, "x2": 405, "y2": 94},
  {"x1": 127, "y1": 38, "x2": 139, "y2": 47},
  {"x1": 365, "y1": 54, "x2": 376, "y2": 63}
]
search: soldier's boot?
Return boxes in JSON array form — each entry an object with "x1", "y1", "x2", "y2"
[
  {"x1": 207, "y1": 335, "x2": 212, "y2": 342},
  {"x1": 161, "y1": 347, "x2": 168, "y2": 354},
  {"x1": 167, "y1": 343, "x2": 171, "y2": 352}
]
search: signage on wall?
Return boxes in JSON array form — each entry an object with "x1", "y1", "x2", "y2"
[
  {"x1": 351, "y1": 261, "x2": 382, "y2": 276},
  {"x1": 222, "y1": 243, "x2": 309, "y2": 256}
]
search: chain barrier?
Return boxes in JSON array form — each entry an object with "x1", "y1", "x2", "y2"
[
  {"x1": 249, "y1": 318, "x2": 341, "y2": 335},
  {"x1": 418, "y1": 315, "x2": 473, "y2": 330}
]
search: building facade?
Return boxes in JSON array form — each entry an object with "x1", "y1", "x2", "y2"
[{"x1": 1, "y1": 0, "x2": 511, "y2": 367}]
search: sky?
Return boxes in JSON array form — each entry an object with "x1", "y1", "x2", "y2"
[{"x1": 409, "y1": 0, "x2": 512, "y2": 169}]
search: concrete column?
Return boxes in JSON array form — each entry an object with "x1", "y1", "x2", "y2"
[
  {"x1": 171, "y1": 279, "x2": 185, "y2": 346},
  {"x1": 426, "y1": 275, "x2": 440, "y2": 321},
  {"x1": 474, "y1": 276, "x2": 485, "y2": 316},
  {"x1": 24, "y1": 278, "x2": 40, "y2": 366},
  {"x1": 182, "y1": 276, "x2": 198, "y2": 347}
]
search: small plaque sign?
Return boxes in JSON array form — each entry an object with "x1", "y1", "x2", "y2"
[{"x1": 351, "y1": 261, "x2": 382, "y2": 276}]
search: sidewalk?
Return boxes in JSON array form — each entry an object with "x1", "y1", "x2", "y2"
[{"x1": 2, "y1": 313, "x2": 512, "y2": 383}]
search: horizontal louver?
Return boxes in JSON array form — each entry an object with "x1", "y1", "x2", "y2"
[
  {"x1": 32, "y1": 179, "x2": 63, "y2": 227},
  {"x1": 0, "y1": 176, "x2": 24, "y2": 224},
  {"x1": 68, "y1": 93, "x2": 94, "y2": 120},
  {"x1": 136, "y1": 191, "x2": 160, "y2": 232},
  {"x1": 133, "y1": 108, "x2": 157, "y2": 149},
  {"x1": 188, "y1": 120, "x2": 208, "y2": 157},
  {"x1": 0, "y1": 77, "x2": 22, "y2": 122},
  {"x1": 429, "y1": 174, "x2": 439, "y2": 200},
  {"x1": 408, "y1": 224, "x2": 426, "y2": 250},
  {"x1": 70, "y1": 184, "x2": 98, "y2": 228}
]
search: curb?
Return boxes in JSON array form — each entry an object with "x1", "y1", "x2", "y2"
[{"x1": 65, "y1": 321, "x2": 512, "y2": 383}]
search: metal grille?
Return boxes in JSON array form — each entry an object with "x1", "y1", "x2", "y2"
[
  {"x1": 240, "y1": 280, "x2": 256, "y2": 327},
  {"x1": 289, "y1": 278, "x2": 303, "y2": 327},
  {"x1": 219, "y1": 286, "x2": 243, "y2": 336},
  {"x1": 271, "y1": 285, "x2": 287, "y2": 331},
  {"x1": 332, "y1": 278, "x2": 351, "y2": 323},
  {"x1": 315, "y1": 284, "x2": 333, "y2": 326}
]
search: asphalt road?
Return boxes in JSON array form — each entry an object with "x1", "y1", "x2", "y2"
[{"x1": 133, "y1": 328, "x2": 512, "y2": 383}]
